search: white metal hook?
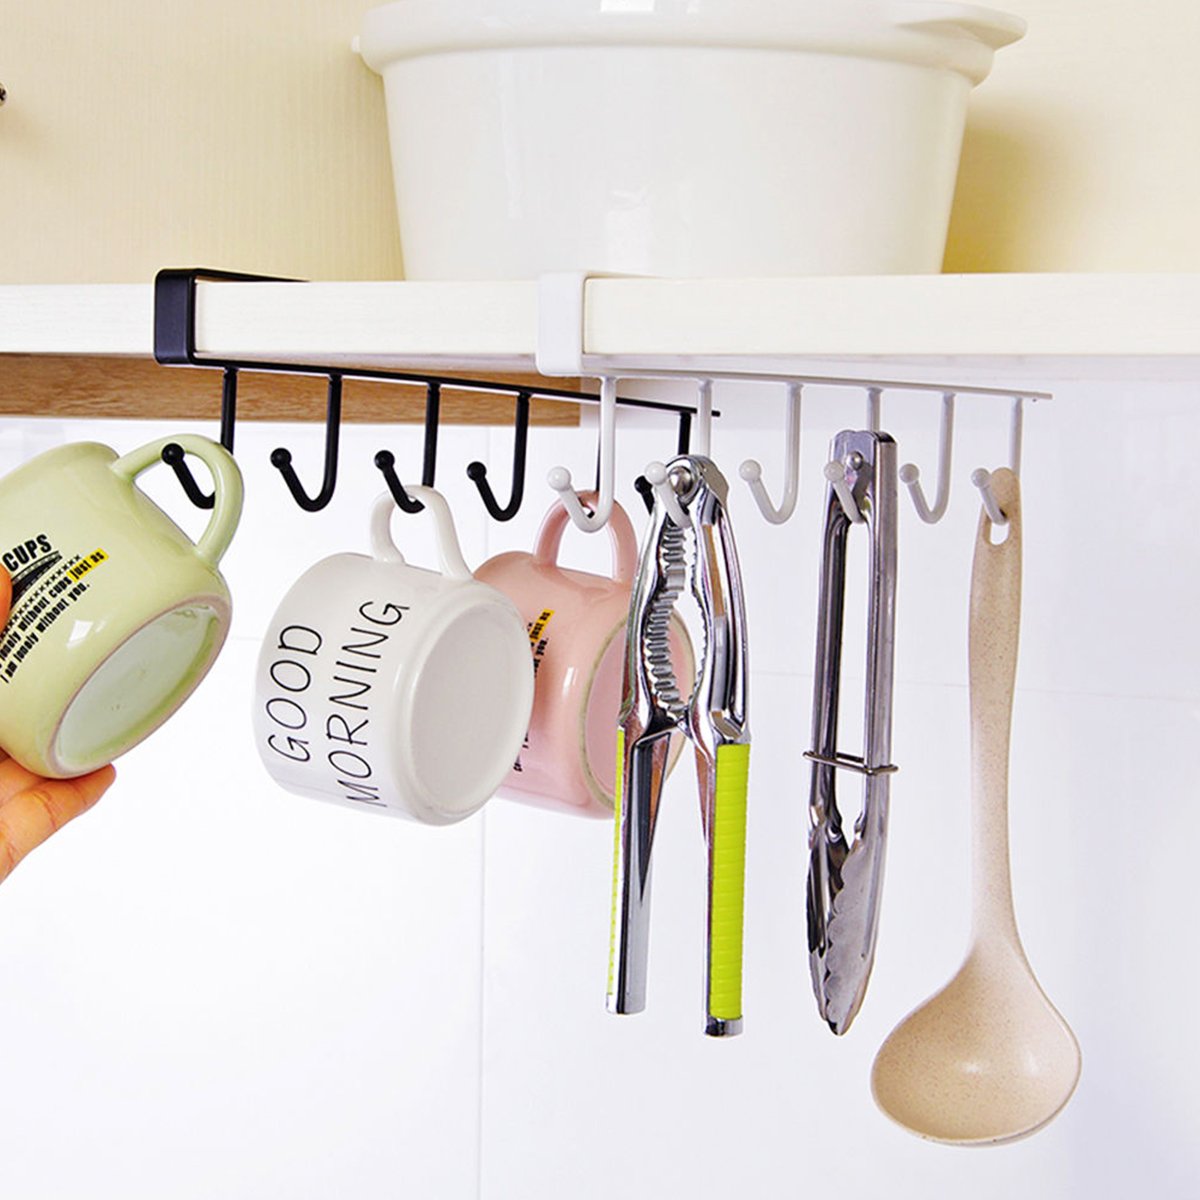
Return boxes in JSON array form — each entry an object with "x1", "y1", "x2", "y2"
[
  {"x1": 971, "y1": 468, "x2": 1007, "y2": 524},
  {"x1": 821, "y1": 381, "x2": 879, "y2": 525},
  {"x1": 547, "y1": 375, "x2": 618, "y2": 533},
  {"x1": 866, "y1": 386, "x2": 883, "y2": 433},
  {"x1": 898, "y1": 392, "x2": 956, "y2": 524},
  {"x1": 694, "y1": 378, "x2": 714, "y2": 458},
  {"x1": 643, "y1": 460, "x2": 692, "y2": 528},
  {"x1": 971, "y1": 396, "x2": 1025, "y2": 525},
  {"x1": 639, "y1": 381, "x2": 711, "y2": 530},
  {"x1": 739, "y1": 382, "x2": 802, "y2": 525},
  {"x1": 825, "y1": 459, "x2": 866, "y2": 524}
]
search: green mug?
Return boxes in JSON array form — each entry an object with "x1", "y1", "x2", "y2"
[{"x1": 0, "y1": 435, "x2": 243, "y2": 778}]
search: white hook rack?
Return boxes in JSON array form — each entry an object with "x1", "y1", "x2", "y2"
[
  {"x1": 533, "y1": 272, "x2": 1048, "y2": 532},
  {"x1": 739, "y1": 382, "x2": 803, "y2": 525}
]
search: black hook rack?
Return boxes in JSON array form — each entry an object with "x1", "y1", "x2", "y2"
[
  {"x1": 152, "y1": 268, "x2": 718, "y2": 521},
  {"x1": 154, "y1": 268, "x2": 287, "y2": 510}
]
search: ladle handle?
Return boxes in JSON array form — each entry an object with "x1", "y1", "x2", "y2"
[{"x1": 967, "y1": 468, "x2": 1022, "y2": 948}]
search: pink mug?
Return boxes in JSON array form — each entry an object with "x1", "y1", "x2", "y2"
[{"x1": 475, "y1": 496, "x2": 691, "y2": 818}]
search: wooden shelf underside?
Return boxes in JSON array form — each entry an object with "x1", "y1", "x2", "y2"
[{"x1": 0, "y1": 355, "x2": 580, "y2": 426}]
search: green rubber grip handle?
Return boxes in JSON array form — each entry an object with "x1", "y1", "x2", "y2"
[
  {"x1": 607, "y1": 727, "x2": 626, "y2": 998},
  {"x1": 708, "y1": 742, "x2": 750, "y2": 1021}
]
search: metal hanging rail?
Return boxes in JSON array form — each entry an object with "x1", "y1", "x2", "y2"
[
  {"x1": 150, "y1": 268, "x2": 1048, "y2": 528},
  {"x1": 152, "y1": 268, "x2": 713, "y2": 516}
]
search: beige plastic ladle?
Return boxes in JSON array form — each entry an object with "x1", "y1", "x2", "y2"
[{"x1": 871, "y1": 469, "x2": 1081, "y2": 1145}]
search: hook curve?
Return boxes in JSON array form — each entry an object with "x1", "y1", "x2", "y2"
[
  {"x1": 163, "y1": 367, "x2": 239, "y2": 510},
  {"x1": 468, "y1": 390, "x2": 530, "y2": 522},
  {"x1": 162, "y1": 442, "x2": 217, "y2": 509},
  {"x1": 825, "y1": 459, "x2": 867, "y2": 524},
  {"x1": 970, "y1": 396, "x2": 1025, "y2": 525},
  {"x1": 739, "y1": 382, "x2": 802, "y2": 524},
  {"x1": 373, "y1": 381, "x2": 442, "y2": 515},
  {"x1": 375, "y1": 450, "x2": 426, "y2": 513},
  {"x1": 635, "y1": 407, "x2": 693, "y2": 513},
  {"x1": 644, "y1": 460, "x2": 692, "y2": 528},
  {"x1": 971, "y1": 468, "x2": 1009, "y2": 524},
  {"x1": 271, "y1": 374, "x2": 342, "y2": 512},
  {"x1": 548, "y1": 376, "x2": 617, "y2": 533},
  {"x1": 899, "y1": 392, "x2": 955, "y2": 524}
]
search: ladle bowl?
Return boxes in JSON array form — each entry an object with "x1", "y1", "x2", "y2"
[
  {"x1": 871, "y1": 942, "x2": 1081, "y2": 1144},
  {"x1": 870, "y1": 470, "x2": 1081, "y2": 1145}
]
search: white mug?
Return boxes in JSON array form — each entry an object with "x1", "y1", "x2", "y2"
[{"x1": 253, "y1": 490, "x2": 534, "y2": 825}]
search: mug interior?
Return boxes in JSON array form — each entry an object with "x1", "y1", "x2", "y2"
[
  {"x1": 408, "y1": 603, "x2": 533, "y2": 820},
  {"x1": 53, "y1": 602, "x2": 225, "y2": 774}
]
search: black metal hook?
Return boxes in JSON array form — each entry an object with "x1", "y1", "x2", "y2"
[
  {"x1": 466, "y1": 390, "x2": 530, "y2": 522},
  {"x1": 162, "y1": 366, "x2": 239, "y2": 510},
  {"x1": 634, "y1": 475, "x2": 655, "y2": 513},
  {"x1": 635, "y1": 410, "x2": 694, "y2": 513},
  {"x1": 376, "y1": 381, "x2": 441, "y2": 513},
  {"x1": 271, "y1": 374, "x2": 343, "y2": 512}
]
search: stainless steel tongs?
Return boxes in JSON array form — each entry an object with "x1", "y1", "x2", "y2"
[
  {"x1": 607, "y1": 454, "x2": 750, "y2": 1037},
  {"x1": 806, "y1": 430, "x2": 898, "y2": 1035}
]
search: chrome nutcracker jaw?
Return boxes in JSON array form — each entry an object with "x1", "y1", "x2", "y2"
[
  {"x1": 608, "y1": 455, "x2": 751, "y2": 1037},
  {"x1": 806, "y1": 429, "x2": 899, "y2": 1035}
]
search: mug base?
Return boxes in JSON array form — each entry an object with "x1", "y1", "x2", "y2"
[{"x1": 50, "y1": 600, "x2": 228, "y2": 776}]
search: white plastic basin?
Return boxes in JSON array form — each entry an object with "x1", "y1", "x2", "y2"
[{"x1": 357, "y1": 0, "x2": 1025, "y2": 280}]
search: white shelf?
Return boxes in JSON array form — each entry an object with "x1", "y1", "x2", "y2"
[{"x1": 2, "y1": 274, "x2": 1199, "y2": 387}]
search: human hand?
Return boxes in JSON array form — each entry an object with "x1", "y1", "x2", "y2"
[{"x1": 0, "y1": 569, "x2": 114, "y2": 884}]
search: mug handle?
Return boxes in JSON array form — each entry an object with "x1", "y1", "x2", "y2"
[
  {"x1": 369, "y1": 489, "x2": 473, "y2": 581},
  {"x1": 110, "y1": 435, "x2": 244, "y2": 568},
  {"x1": 532, "y1": 492, "x2": 638, "y2": 583}
]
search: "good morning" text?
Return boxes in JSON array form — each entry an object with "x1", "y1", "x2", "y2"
[{"x1": 262, "y1": 601, "x2": 409, "y2": 807}]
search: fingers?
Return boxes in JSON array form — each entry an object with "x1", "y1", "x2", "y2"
[
  {"x1": 0, "y1": 752, "x2": 51, "y2": 807},
  {"x1": 0, "y1": 765, "x2": 115, "y2": 884},
  {"x1": 0, "y1": 570, "x2": 111, "y2": 883}
]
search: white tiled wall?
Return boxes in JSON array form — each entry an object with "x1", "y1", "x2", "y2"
[{"x1": 0, "y1": 381, "x2": 1196, "y2": 1198}]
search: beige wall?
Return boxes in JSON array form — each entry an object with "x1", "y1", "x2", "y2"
[
  {"x1": 1, "y1": 0, "x2": 404, "y2": 282},
  {"x1": 3, "y1": 0, "x2": 1195, "y2": 282},
  {"x1": 945, "y1": 0, "x2": 1200, "y2": 272}
]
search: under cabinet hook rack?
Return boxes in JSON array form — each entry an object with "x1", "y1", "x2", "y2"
[
  {"x1": 151, "y1": 268, "x2": 716, "y2": 518},
  {"x1": 590, "y1": 366, "x2": 1049, "y2": 528}
]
